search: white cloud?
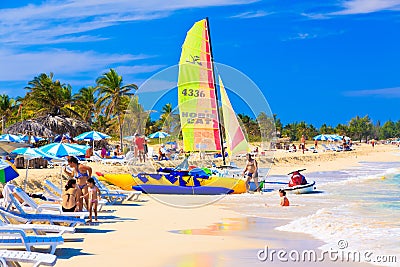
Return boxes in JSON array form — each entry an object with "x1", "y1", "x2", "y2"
[
  {"x1": 230, "y1": 10, "x2": 272, "y2": 19},
  {"x1": 0, "y1": 48, "x2": 152, "y2": 81},
  {"x1": 344, "y1": 87, "x2": 400, "y2": 97},
  {"x1": 330, "y1": 0, "x2": 400, "y2": 15},
  {"x1": 0, "y1": 0, "x2": 258, "y2": 45},
  {"x1": 302, "y1": 0, "x2": 400, "y2": 19}
]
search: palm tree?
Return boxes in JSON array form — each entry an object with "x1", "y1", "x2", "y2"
[
  {"x1": 73, "y1": 86, "x2": 98, "y2": 124},
  {"x1": 24, "y1": 73, "x2": 76, "y2": 117},
  {"x1": 0, "y1": 94, "x2": 16, "y2": 132},
  {"x1": 96, "y1": 69, "x2": 138, "y2": 148}
]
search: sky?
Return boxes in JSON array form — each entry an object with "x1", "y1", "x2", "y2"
[{"x1": 0, "y1": 0, "x2": 399, "y2": 127}]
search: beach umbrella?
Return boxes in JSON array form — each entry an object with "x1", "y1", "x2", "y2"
[
  {"x1": 148, "y1": 131, "x2": 170, "y2": 139},
  {"x1": 0, "y1": 134, "x2": 23, "y2": 143},
  {"x1": 11, "y1": 147, "x2": 55, "y2": 191},
  {"x1": 19, "y1": 135, "x2": 45, "y2": 143},
  {"x1": 74, "y1": 130, "x2": 111, "y2": 152},
  {"x1": 54, "y1": 133, "x2": 71, "y2": 143},
  {"x1": 0, "y1": 159, "x2": 19, "y2": 183},
  {"x1": 39, "y1": 142, "x2": 87, "y2": 158},
  {"x1": 38, "y1": 143, "x2": 88, "y2": 188},
  {"x1": 148, "y1": 131, "x2": 170, "y2": 144},
  {"x1": 74, "y1": 130, "x2": 110, "y2": 141},
  {"x1": 313, "y1": 134, "x2": 332, "y2": 141}
]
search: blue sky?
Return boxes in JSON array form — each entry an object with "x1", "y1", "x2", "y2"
[{"x1": 0, "y1": 0, "x2": 399, "y2": 127}]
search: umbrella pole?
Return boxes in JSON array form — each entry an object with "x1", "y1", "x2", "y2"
[
  {"x1": 24, "y1": 159, "x2": 29, "y2": 191},
  {"x1": 60, "y1": 164, "x2": 64, "y2": 190}
]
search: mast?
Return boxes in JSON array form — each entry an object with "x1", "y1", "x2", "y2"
[{"x1": 206, "y1": 17, "x2": 226, "y2": 165}]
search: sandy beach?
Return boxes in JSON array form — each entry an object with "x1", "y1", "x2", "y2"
[{"x1": 3, "y1": 143, "x2": 400, "y2": 266}]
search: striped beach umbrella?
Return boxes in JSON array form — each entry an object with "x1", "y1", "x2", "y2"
[
  {"x1": 19, "y1": 135, "x2": 45, "y2": 143},
  {"x1": 0, "y1": 134, "x2": 23, "y2": 143},
  {"x1": 39, "y1": 143, "x2": 87, "y2": 158},
  {"x1": 0, "y1": 159, "x2": 19, "y2": 183},
  {"x1": 74, "y1": 130, "x2": 110, "y2": 141},
  {"x1": 148, "y1": 131, "x2": 170, "y2": 139},
  {"x1": 38, "y1": 143, "x2": 88, "y2": 189},
  {"x1": 313, "y1": 134, "x2": 332, "y2": 141}
]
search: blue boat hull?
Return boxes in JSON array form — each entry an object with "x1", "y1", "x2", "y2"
[{"x1": 132, "y1": 184, "x2": 234, "y2": 195}]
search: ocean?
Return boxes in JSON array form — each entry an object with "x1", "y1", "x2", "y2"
[{"x1": 219, "y1": 161, "x2": 400, "y2": 266}]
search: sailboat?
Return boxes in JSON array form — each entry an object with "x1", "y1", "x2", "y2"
[{"x1": 102, "y1": 18, "x2": 248, "y2": 195}]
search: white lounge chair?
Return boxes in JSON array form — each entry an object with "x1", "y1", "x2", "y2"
[
  {"x1": 43, "y1": 180, "x2": 107, "y2": 211},
  {"x1": 10, "y1": 188, "x2": 88, "y2": 219},
  {"x1": 0, "y1": 220, "x2": 74, "y2": 236},
  {"x1": 0, "y1": 249, "x2": 57, "y2": 266},
  {"x1": 92, "y1": 176, "x2": 141, "y2": 204},
  {"x1": 42, "y1": 185, "x2": 62, "y2": 202},
  {"x1": 0, "y1": 202, "x2": 84, "y2": 228},
  {"x1": 0, "y1": 229, "x2": 63, "y2": 254}
]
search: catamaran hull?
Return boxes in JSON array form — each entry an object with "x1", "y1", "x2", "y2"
[
  {"x1": 132, "y1": 184, "x2": 234, "y2": 195},
  {"x1": 282, "y1": 181, "x2": 316, "y2": 194}
]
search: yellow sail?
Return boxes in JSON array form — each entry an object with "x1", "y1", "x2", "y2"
[
  {"x1": 219, "y1": 76, "x2": 249, "y2": 155},
  {"x1": 177, "y1": 19, "x2": 222, "y2": 152}
]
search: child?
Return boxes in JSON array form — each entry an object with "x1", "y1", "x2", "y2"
[
  {"x1": 81, "y1": 177, "x2": 101, "y2": 223},
  {"x1": 279, "y1": 189, "x2": 290, "y2": 206}
]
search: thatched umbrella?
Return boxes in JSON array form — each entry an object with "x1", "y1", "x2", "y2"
[
  {"x1": 4, "y1": 120, "x2": 54, "y2": 138},
  {"x1": 34, "y1": 115, "x2": 91, "y2": 137}
]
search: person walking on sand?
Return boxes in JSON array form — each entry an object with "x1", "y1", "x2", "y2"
[
  {"x1": 81, "y1": 177, "x2": 101, "y2": 223},
  {"x1": 242, "y1": 153, "x2": 259, "y2": 192},
  {"x1": 64, "y1": 156, "x2": 92, "y2": 212},
  {"x1": 279, "y1": 189, "x2": 290, "y2": 206},
  {"x1": 301, "y1": 135, "x2": 306, "y2": 154}
]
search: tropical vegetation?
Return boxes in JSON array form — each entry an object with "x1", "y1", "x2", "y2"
[{"x1": 1, "y1": 71, "x2": 399, "y2": 145}]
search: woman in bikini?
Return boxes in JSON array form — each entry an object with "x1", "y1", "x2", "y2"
[
  {"x1": 242, "y1": 153, "x2": 260, "y2": 192},
  {"x1": 62, "y1": 179, "x2": 79, "y2": 212},
  {"x1": 64, "y1": 156, "x2": 92, "y2": 211}
]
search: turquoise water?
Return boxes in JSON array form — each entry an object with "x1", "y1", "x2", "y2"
[{"x1": 219, "y1": 161, "x2": 400, "y2": 266}]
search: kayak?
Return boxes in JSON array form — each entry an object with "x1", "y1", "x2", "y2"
[{"x1": 282, "y1": 181, "x2": 316, "y2": 194}]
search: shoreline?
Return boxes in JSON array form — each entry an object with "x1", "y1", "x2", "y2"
[{"x1": 3, "y1": 143, "x2": 399, "y2": 266}]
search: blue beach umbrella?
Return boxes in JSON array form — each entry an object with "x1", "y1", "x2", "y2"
[
  {"x1": 11, "y1": 147, "x2": 56, "y2": 190},
  {"x1": 148, "y1": 131, "x2": 170, "y2": 144},
  {"x1": 74, "y1": 130, "x2": 110, "y2": 152},
  {"x1": 313, "y1": 134, "x2": 333, "y2": 141},
  {"x1": 38, "y1": 143, "x2": 88, "y2": 189},
  {"x1": 148, "y1": 131, "x2": 170, "y2": 139},
  {"x1": 74, "y1": 131, "x2": 110, "y2": 141},
  {"x1": 54, "y1": 133, "x2": 71, "y2": 143},
  {"x1": 0, "y1": 134, "x2": 23, "y2": 143},
  {"x1": 19, "y1": 135, "x2": 45, "y2": 143},
  {"x1": 0, "y1": 159, "x2": 19, "y2": 184},
  {"x1": 39, "y1": 142, "x2": 87, "y2": 158}
]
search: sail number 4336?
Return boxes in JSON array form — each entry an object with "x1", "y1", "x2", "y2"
[{"x1": 181, "y1": 89, "x2": 205, "y2": 97}]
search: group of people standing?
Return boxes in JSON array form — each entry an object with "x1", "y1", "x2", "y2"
[{"x1": 63, "y1": 156, "x2": 100, "y2": 223}]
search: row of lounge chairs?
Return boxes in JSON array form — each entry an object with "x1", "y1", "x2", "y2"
[{"x1": 0, "y1": 177, "x2": 142, "y2": 266}]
